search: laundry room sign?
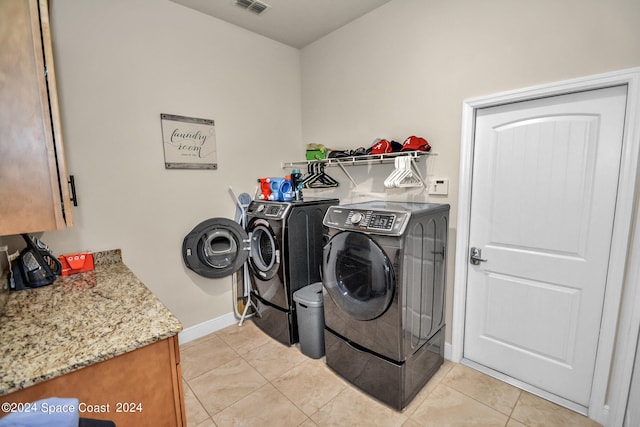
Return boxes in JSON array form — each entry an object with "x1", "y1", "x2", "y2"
[{"x1": 160, "y1": 113, "x2": 217, "y2": 169}]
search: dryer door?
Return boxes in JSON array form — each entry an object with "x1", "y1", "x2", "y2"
[
  {"x1": 182, "y1": 218, "x2": 249, "y2": 278},
  {"x1": 323, "y1": 231, "x2": 395, "y2": 320}
]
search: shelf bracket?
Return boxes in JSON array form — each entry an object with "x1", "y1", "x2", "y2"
[
  {"x1": 336, "y1": 162, "x2": 358, "y2": 188},
  {"x1": 410, "y1": 157, "x2": 426, "y2": 187}
]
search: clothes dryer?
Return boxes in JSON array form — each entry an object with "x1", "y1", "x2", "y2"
[
  {"x1": 247, "y1": 198, "x2": 338, "y2": 346},
  {"x1": 322, "y1": 201, "x2": 449, "y2": 410}
]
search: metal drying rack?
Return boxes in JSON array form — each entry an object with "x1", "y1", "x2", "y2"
[{"x1": 282, "y1": 151, "x2": 435, "y2": 188}]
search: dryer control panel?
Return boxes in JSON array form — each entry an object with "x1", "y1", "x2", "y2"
[{"x1": 324, "y1": 206, "x2": 410, "y2": 236}]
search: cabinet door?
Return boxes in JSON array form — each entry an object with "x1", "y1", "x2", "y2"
[
  {"x1": 1, "y1": 336, "x2": 186, "y2": 426},
  {"x1": 0, "y1": 0, "x2": 73, "y2": 236}
]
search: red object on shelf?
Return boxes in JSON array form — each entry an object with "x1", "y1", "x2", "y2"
[{"x1": 58, "y1": 253, "x2": 94, "y2": 275}]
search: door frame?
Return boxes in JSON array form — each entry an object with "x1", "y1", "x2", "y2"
[{"x1": 451, "y1": 67, "x2": 640, "y2": 426}]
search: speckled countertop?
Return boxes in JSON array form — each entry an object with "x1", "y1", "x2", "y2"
[{"x1": 0, "y1": 249, "x2": 183, "y2": 396}]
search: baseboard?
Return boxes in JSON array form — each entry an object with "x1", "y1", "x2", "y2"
[
  {"x1": 178, "y1": 312, "x2": 238, "y2": 345},
  {"x1": 444, "y1": 341, "x2": 452, "y2": 361}
]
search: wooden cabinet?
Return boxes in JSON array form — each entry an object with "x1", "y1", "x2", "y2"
[
  {"x1": 0, "y1": 0, "x2": 73, "y2": 236},
  {"x1": 1, "y1": 336, "x2": 186, "y2": 427}
]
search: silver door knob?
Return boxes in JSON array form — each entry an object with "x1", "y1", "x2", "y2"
[{"x1": 470, "y1": 247, "x2": 487, "y2": 265}]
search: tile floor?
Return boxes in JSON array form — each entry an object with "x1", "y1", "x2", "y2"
[{"x1": 180, "y1": 321, "x2": 601, "y2": 427}]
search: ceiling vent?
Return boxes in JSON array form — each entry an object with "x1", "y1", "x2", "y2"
[{"x1": 234, "y1": 0, "x2": 271, "y2": 15}]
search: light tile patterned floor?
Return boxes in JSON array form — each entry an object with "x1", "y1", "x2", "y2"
[{"x1": 180, "y1": 321, "x2": 601, "y2": 427}]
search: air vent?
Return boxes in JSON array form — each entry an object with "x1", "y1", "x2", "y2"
[{"x1": 234, "y1": 0, "x2": 271, "y2": 15}]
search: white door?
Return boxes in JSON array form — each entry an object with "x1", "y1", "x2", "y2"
[
  {"x1": 464, "y1": 85, "x2": 627, "y2": 408},
  {"x1": 625, "y1": 340, "x2": 640, "y2": 426}
]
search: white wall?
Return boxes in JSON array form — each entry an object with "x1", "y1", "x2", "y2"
[
  {"x1": 300, "y1": 0, "x2": 640, "y2": 342},
  {"x1": 40, "y1": 0, "x2": 301, "y2": 328}
]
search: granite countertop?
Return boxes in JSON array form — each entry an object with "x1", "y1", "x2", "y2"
[{"x1": 0, "y1": 249, "x2": 183, "y2": 396}]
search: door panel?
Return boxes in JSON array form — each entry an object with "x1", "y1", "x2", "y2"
[
  {"x1": 464, "y1": 85, "x2": 627, "y2": 407},
  {"x1": 483, "y1": 273, "x2": 580, "y2": 364},
  {"x1": 489, "y1": 116, "x2": 597, "y2": 256}
]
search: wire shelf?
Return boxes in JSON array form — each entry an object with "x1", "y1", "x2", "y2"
[
  {"x1": 281, "y1": 150, "x2": 434, "y2": 168},
  {"x1": 282, "y1": 151, "x2": 435, "y2": 189}
]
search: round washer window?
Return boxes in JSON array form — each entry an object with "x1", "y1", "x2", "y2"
[{"x1": 250, "y1": 225, "x2": 277, "y2": 273}]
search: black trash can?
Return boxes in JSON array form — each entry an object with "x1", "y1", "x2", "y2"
[{"x1": 293, "y1": 282, "x2": 325, "y2": 358}]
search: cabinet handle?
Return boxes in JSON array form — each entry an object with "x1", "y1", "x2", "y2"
[{"x1": 68, "y1": 175, "x2": 78, "y2": 207}]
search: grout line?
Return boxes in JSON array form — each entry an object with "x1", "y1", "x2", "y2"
[
  {"x1": 270, "y1": 377, "x2": 317, "y2": 422},
  {"x1": 441, "y1": 384, "x2": 515, "y2": 420},
  {"x1": 182, "y1": 380, "x2": 212, "y2": 426},
  {"x1": 404, "y1": 371, "x2": 449, "y2": 418},
  {"x1": 222, "y1": 326, "x2": 325, "y2": 422},
  {"x1": 508, "y1": 389, "x2": 523, "y2": 418},
  {"x1": 440, "y1": 364, "x2": 523, "y2": 418}
]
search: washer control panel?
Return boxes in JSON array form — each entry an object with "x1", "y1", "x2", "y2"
[
  {"x1": 324, "y1": 206, "x2": 410, "y2": 236},
  {"x1": 247, "y1": 201, "x2": 289, "y2": 219}
]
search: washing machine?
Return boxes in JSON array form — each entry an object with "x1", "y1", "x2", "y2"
[
  {"x1": 322, "y1": 201, "x2": 449, "y2": 410},
  {"x1": 247, "y1": 198, "x2": 338, "y2": 346}
]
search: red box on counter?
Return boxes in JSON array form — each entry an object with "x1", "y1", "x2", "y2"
[{"x1": 58, "y1": 253, "x2": 94, "y2": 276}]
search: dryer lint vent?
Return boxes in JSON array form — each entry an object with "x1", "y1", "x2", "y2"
[{"x1": 234, "y1": 0, "x2": 271, "y2": 15}]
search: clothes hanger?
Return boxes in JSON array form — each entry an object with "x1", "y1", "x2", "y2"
[
  {"x1": 305, "y1": 164, "x2": 328, "y2": 188},
  {"x1": 318, "y1": 164, "x2": 339, "y2": 187},
  {"x1": 303, "y1": 163, "x2": 340, "y2": 188},
  {"x1": 301, "y1": 163, "x2": 317, "y2": 187},
  {"x1": 384, "y1": 157, "x2": 404, "y2": 188},
  {"x1": 384, "y1": 157, "x2": 422, "y2": 188},
  {"x1": 301, "y1": 163, "x2": 323, "y2": 187}
]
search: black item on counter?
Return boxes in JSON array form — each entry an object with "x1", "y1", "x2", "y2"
[{"x1": 10, "y1": 234, "x2": 61, "y2": 291}]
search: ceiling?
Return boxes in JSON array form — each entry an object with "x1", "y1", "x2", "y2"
[{"x1": 170, "y1": 0, "x2": 392, "y2": 49}]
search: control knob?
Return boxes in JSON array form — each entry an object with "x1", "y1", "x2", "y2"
[{"x1": 350, "y1": 212, "x2": 363, "y2": 224}]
